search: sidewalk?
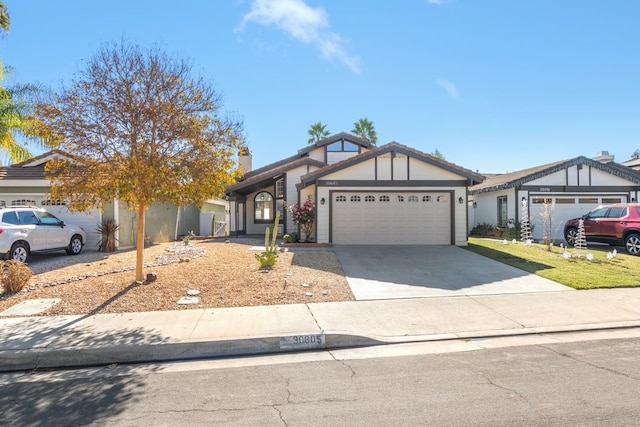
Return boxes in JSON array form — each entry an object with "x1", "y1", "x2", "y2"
[{"x1": 2, "y1": 287, "x2": 640, "y2": 372}]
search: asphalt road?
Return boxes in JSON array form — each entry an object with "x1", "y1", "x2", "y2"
[{"x1": 2, "y1": 335, "x2": 639, "y2": 426}]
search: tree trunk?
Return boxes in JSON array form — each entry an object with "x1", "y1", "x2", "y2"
[{"x1": 136, "y1": 202, "x2": 146, "y2": 282}]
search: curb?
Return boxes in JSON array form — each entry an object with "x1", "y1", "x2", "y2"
[{"x1": 2, "y1": 322, "x2": 640, "y2": 373}]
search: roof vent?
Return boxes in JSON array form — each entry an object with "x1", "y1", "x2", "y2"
[{"x1": 593, "y1": 151, "x2": 614, "y2": 163}]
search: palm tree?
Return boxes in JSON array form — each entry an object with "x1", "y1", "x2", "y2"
[
  {"x1": 0, "y1": 1, "x2": 9, "y2": 36},
  {"x1": 307, "y1": 121, "x2": 330, "y2": 144},
  {"x1": 351, "y1": 117, "x2": 377, "y2": 144},
  {"x1": 0, "y1": 67, "x2": 51, "y2": 164}
]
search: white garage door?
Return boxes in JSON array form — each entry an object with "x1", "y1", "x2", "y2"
[
  {"x1": 40, "y1": 203, "x2": 103, "y2": 250},
  {"x1": 529, "y1": 194, "x2": 626, "y2": 241},
  {"x1": 332, "y1": 192, "x2": 452, "y2": 245}
]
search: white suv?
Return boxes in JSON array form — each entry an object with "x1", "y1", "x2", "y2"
[{"x1": 0, "y1": 206, "x2": 87, "y2": 263}]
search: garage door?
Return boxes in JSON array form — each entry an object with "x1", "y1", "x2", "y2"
[
  {"x1": 529, "y1": 194, "x2": 626, "y2": 241},
  {"x1": 332, "y1": 192, "x2": 452, "y2": 244},
  {"x1": 40, "y1": 203, "x2": 103, "y2": 250}
]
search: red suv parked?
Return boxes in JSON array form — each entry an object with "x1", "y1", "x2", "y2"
[{"x1": 564, "y1": 203, "x2": 640, "y2": 255}]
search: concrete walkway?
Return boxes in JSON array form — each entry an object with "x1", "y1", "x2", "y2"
[{"x1": 2, "y1": 287, "x2": 640, "y2": 372}]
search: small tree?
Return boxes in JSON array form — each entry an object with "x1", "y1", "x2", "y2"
[
  {"x1": 540, "y1": 199, "x2": 555, "y2": 250},
  {"x1": 574, "y1": 218, "x2": 587, "y2": 252},
  {"x1": 520, "y1": 199, "x2": 532, "y2": 243},
  {"x1": 37, "y1": 41, "x2": 244, "y2": 282},
  {"x1": 289, "y1": 200, "x2": 315, "y2": 242}
]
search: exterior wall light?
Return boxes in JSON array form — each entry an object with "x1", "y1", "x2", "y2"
[
  {"x1": 320, "y1": 197, "x2": 326, "y2": 205},
  {"x1": 458, "y1": 196, "x2": 464, "y2": 204}
]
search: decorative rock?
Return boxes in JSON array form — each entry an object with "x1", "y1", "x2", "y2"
[
  {"x1": 301, "y1": 283, "x2": 309, "y2": 287},
  {"x1": 145, "y1": 272, "x2": 158, "y2": 283},
  {"x1": 187, "y1": 289, "x2": 200, "y2": 296},
  {"x1": 177, "y1": 296, "x2": 200, "y2": 305},
  {"x1": 305, "y1": 292, "x2": 313, "y2": 297}
]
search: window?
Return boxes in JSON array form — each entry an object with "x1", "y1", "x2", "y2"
[
  {"x1": 12, "y1": 199, "x2": 35, "y2": 206},
  {"x1": 579, "y1": 198, "x2": 598, "y2": 204},
  {"x1": 408, "y1": 195, "x2": 419, "y2": 202},
  {"x1": 18, "y1": 210, "x2": 38, "y2": 225},
  {"x1": 585, "y1": 207, "x2": 608, "y2": 219},
  {"x1": 437, "y1": 195, "x2": 448, "y2": 202},
  {"x1": 2, "y1": 211, "x2": 19, "y2": 225},
  {"x1": 422, "y1": 195, "x2": 432, "y2": 202},
  {"x1": 379, "y1": 195, "x2": 390, "y2": 202},
  {"x1": 327, "y1": 141, "x2": 359, "y2": 152},
  {"x1": 254, "y1": 192, "x2": 274, "y2": 222},
  {"x1": 532, "y1": 197, "x2": 552, "y2": 204},
  {"x1": 336, "y1": 195, "x2": 347, "y2": 202},
  {"x1": 602, "y1": 197, "x2": 622, "y2": 204},
  {"x1": 350, "y1": 195, "x2": 361, "y2": 202},
  {"x1": 555, "y1": 198, "x2": 575, "y2": 204},
  {"x1": 606, "y1": 207, "x2": 627, "y2": 218},
  {"x1": 397, "y1": 195, "x2": 404, "y2": 202},
  {"x1": 41, "y1": 200, "x2": 66, "y2": 206},
  {"x1": 275, "y1": 179, "x2": 284, "y2": 199},
  {"x1": 497, "y1": 196, "x2": 508, "y2": 227},
  {"x1": 35, "y1": 210, "x2": 61, "y2": 225},
  {"x1": 364, "y1": 195, "x2": 376, "y2": 202}
]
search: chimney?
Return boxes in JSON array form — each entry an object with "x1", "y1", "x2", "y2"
[
  {"x1": 238, "y1": 147, "x2": 252, "y2": 174},
  {"x1": 593, "y1": 151, "x2": 614, "y2": 163}
]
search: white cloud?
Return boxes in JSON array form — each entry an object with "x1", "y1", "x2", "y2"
[
  {"x1": 237, "y1": 0, "x2": 360, "y2": 74},
  {"x1": 426, "y1": 0, "x2": 448, "y2": 4},
  {"x1": 437, "y1": 79, "x2": 460, "y2": 100}
]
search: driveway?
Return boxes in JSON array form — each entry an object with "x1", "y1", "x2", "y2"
[{"x1": 333, "y1": 245, "x2": 572, "y2": 300}]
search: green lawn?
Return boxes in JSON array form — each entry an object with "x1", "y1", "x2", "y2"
[{"x1": 464, "y1": 237, "x2": 640, "y2": 290}]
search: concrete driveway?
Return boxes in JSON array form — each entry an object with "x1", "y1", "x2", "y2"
[{"x1": 333, "y1": 245, "x2": 572, "y2": 300}]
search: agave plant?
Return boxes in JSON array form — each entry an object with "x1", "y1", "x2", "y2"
[{"x1": 96, "y1": 218, "x2": 120, "y2": 252}]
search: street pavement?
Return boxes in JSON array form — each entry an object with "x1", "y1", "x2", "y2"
[{"x1": 1, "y1": 245, "x2": 639, "y2": 372}]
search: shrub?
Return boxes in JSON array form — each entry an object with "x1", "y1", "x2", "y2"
[
  {"x1": 255, "y1": 211, "x2": 280, "y2": 270},
  {"x1": 283, "y1": 233, "x2": 298, "y2": 243},
  {"x1": 1, "y1": 260, "x2": 33, "y2": 294},
  {"x1": 96, "y1": 218, "x2": 120, "y2": 252},
  {"x1": 289, "y1": 200, "x2": 315, "y2": 242}
]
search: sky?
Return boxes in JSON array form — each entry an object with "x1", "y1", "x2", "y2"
[{"x1": 2, "y1": 0, "x2": 639, "y2": 173}]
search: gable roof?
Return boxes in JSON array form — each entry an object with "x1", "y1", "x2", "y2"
[
  {"x1": 226, "y1": 156, "x2": 326, "y2": 195},
  {"x1": 297, "y1": 132, "x2": 373, "y2": 156},
  {"x1": 469, "y1": 156, "x2": 640, "y2": 194},
  {"x1": 0, "y1": 149, "x2": 76, "y2": 182},
  {"x1": 299, "y1": 141, "x2": 484, "y2": 188}
]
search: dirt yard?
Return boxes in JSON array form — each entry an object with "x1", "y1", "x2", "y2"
[{"x1": 0, "y1": 238, "x2": 354, "y2": 317}]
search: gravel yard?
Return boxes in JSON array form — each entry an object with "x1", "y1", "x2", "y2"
[{"x1": 0, "y1": 238, "x2": 354, "y2": 317}]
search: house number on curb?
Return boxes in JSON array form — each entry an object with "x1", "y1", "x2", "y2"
[{"x1": 279, "y1": 333, "x2": 325, "y2": 350}]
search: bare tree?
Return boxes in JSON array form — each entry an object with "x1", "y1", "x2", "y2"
[{"x1": 37, "y1": 41, "x2": 244, "y2": 282}]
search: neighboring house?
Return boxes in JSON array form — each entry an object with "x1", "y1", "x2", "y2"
[
  {"x1": 225, "y1": 132, "x2": 484, "y2": 245},
  {"x1": 0, "y1": 150, "x2": 103, "y2": 249},
  {"x1": 469, "y1": 153, "x2": 640, "y2": 242},
  {"x1": 621, "y1": 156, "x2": 640, "y2": 171},
  {"x1": 1, "y1": 150, "x2": 230, "y2": 250}
]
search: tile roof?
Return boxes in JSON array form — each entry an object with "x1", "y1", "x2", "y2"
[{"x1": 470, "y1": 156, "x2": 640, "y2": 194}]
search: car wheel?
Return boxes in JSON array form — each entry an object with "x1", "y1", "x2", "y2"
[
  {"x1": 624, "y1": 233, "x2": 640, "y2": 256},
  {"x1": 8, "y1": 242, "x2": 29, "y2": 263},
  {"x1": 66, "y1": 235, "x2": 83, "y2": 255},
  {"x1": 564, "y1": 227, "x2": 577, "y2": 246}
]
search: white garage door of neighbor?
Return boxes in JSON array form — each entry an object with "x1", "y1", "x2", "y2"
[
  {"x1": 529, "y1": 194, "x2": 627, "y2": 241},
  {"x1": 42, "y1": 204, "x2": 103, "y2": 250},
  {"x1": 332, "y1": 192, "x2": 452, "y2": 244}
]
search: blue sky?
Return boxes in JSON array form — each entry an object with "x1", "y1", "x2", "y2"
[{"x1": 2, "y1": 0, "x2": 639, "y2": 173}]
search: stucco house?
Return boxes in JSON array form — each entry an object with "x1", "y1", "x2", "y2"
[
  {"x1": 469, "y1": 152, "x2": 640, "y2": 242},
  {"x1": 0, "y1": 150, "x2": 229, "y2": 250},
  {"x1": 225, "y1": 132, "x2": 484, "y2": 245}
]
